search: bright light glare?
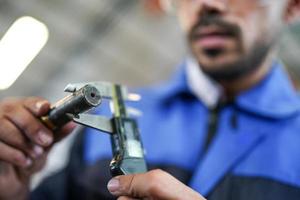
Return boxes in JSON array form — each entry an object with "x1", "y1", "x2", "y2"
[
  {"x1": 128, "y1": 93, "x2": 141, "y2": 101},
  {"x1": 0, "y1": 16, "x2": 49, "y2": 90}
]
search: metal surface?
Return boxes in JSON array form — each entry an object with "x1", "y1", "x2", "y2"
[
  {"x1": 109, "y1": 84, "x2": 147, "y2": 176},
  {"x1": 70, "y1": 81, "x2": 147, "y2": 176},
  {"x1": 65, "y1": 81, "x2": 129, "y2": 100},
  {"x1": 73, "y1": 114, "x2": 113, "y2": 134},
  {"x1": 41, "y1": 84, "x2": 102, "y2": 130}
]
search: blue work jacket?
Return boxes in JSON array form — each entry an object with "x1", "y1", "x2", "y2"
[{"x1": 32, "y1": 61, "x2": 300, "y2": 200}]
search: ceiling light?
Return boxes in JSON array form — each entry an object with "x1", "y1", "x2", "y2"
[{"x1": 0, "y1": 16, "x2": 49, "y2": 90}]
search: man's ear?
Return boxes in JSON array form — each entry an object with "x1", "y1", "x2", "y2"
[{"x1": 285, "y1": 0, "x2": 300, "y2": 24}]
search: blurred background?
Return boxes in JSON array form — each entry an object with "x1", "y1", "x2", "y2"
[
  {"x1": 0, "y1": 0, "x2": 299, "y2": 187},
  {"x1": 0, "y1": 0, "x2": 186, "y2": 101}
]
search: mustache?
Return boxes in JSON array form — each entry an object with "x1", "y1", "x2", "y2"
[{"x1": 189, "y1": 16, "x2": 241, "y2": 41}]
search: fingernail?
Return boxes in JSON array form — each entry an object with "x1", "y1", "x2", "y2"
[
  {"x1": 25, "y1": 158, "x2": 32, "y2": 167},
  {"x1": 38, "y1": 131, "x2": 53, "y2": 146},
  {"x1": 107, "y1": 178, "x2": 120, "y2": 193},
  {"x1": 33, "y1": 145, "x2": 44, "y2": 156},
  {"x1": 35, "y1": 101, "x2": 48, "y2": 110}
]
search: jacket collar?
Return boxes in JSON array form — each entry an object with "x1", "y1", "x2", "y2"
[
  {"x1": 157, "y1": 60, "x2": 300, "y2": 119},
  {"x1": 236, "y1": 61, "x2": 300, "y2": 118}
]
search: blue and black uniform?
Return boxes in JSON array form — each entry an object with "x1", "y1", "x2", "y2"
[{"x1": 32, "y1": 61, "x2": 300, "y2": 200}]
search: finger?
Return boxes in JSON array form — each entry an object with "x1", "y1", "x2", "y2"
[
  {"x1": 23, "y1": 97, "x2": 50, "y2": 117},
  {"x1": 117, "y1": 196, "x2": 140, "y2": 200},
  {"x1": 0, "y1": 118, "x2": 44, "y2": 159},
  {"x1": 0, "y1": 161, "x2": 12, "y2": 174},
  {"x1": 25, "y1": 150, "x2": 48, "y2": 174},
  {"x1": 0, "y1": 141, "x2": 32, "y2": 168},
  {"x1": 4, "y1": 106, "x2": 53, "y2": 147}
]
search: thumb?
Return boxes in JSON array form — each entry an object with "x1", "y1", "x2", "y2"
[
  {"x1": 107, "y1": 169, "x2": 206, "y2": 200},
  {"x1": 107, "y1": 170, "x2": 166, "y2": 198},
  {"x1": 107, "y1": 173, "x2": 144, "y2": 197}
]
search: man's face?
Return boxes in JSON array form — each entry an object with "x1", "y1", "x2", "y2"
[{"x1": 176, "y1": 0, "x2": 288, "y2": 80}]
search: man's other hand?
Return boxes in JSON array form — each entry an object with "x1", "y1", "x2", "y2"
[
  {"x1": 107, "y1": 169, "x2": 206, "y2": 200},
  {"x1": 0, "y1": 97, "x2": 76, "y2": 200}
]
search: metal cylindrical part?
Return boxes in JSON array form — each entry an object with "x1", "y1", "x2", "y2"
[{"x1": 41, "y1": 85, "x2": 101, "y2": 130}]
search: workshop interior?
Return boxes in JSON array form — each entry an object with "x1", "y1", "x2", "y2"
[{"x1": 0, "y1": 0, "x2": 300, "y2": 189}]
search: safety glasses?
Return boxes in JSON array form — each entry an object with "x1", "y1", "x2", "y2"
[{"x1": 172, "y1": 0, "x2": 272, "y2": 12}]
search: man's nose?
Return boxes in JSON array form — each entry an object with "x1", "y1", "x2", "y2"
[{"x1": 194, "y1": 0, "x2": 227, "y2": 17}]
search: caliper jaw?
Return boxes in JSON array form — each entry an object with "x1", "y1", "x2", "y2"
[
  {"x1": 73, "y1": 113, "x2": 113, "y2": 134},
  {"x1": 66, "y1": 81, "x2": 148, "y2": 176}
]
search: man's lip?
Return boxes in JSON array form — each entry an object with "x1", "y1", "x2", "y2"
[
  {"x1": 192, "y1": 27, "x2": 235, "y2": 49},
  {"x1": 194, "y1": 26, "x2": 234, "y2": 39},
  {"x1": 196, "y1": 36, "x2": 230, "y2": 49}
]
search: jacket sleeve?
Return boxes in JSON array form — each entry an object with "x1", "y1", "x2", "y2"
[{"x1": 30, "y1": 170, "x2": 68, "y2": 200}]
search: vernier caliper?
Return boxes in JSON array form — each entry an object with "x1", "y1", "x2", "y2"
[{"x1": 40, "y1": 82, "x2": 147, "y2": 176}]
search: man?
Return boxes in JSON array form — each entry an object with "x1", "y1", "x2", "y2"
[{"x1": 0, "y1": 0, "x2": 300, "y2": 199}]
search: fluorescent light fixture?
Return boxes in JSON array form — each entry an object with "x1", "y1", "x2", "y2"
[{"x1": 0, "y1": 16, "x2": 49, "y2": 90}]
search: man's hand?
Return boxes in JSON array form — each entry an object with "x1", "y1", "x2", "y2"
[
  {"x1": 107, "y1": 169, "x2": 206, "y2": 200},
  {"x1": 0, "y1": 97, "x2": 76, "y2": 200}
]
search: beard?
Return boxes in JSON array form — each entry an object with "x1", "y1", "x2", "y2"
[
  {"x1": 199, "y1": 42, "x2": 272, "y2": 81},
  {"x1": 188, "y1": 15, "x2": 278, "y2": 81}
]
